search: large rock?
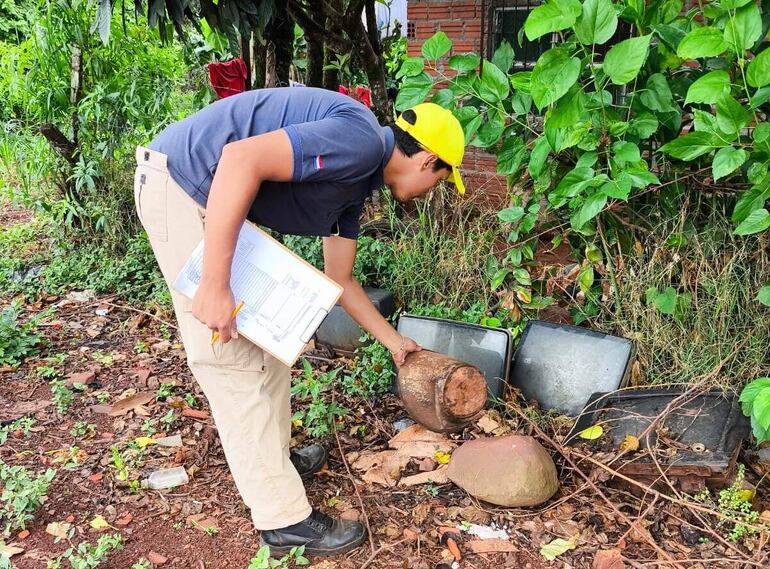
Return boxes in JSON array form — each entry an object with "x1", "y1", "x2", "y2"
[{"x1": 446, "y1": 435, "x2": 559, "y2": 507}]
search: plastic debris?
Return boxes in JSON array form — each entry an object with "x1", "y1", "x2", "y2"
[{"x1": 141, "y1": 466, "x2": 189, "y2": 490}]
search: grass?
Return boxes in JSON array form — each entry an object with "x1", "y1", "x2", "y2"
[{"x1": 604, "y1": 206, "x2": 770, "y2": 388}]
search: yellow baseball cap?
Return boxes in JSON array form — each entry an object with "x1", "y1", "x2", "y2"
[{"x1": 395, "y1": 103, "x2": 466, "y2": 195}]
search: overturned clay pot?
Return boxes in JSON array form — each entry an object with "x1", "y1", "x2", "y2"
[{"x1": 396, "y1": 350, "x2": 487, "y2": 433}]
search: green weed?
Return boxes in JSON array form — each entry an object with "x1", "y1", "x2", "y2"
[
  {"x1": 342, "y1": 336, "x2": 395, "y2": 398},
  {"x1": 69, "y1": 421, "x2": 96, "y2": 439},
  {"x1": 50, "y1": 379, "x2": 76, "y2": 414},
  {"x1": 693, "y1": 465, "x2": 763, "y2": 542},
  {"x1": 0, "y1": 460, "x2": 55, "y2": 534},
  {"x1": 0, "y1": 301, "x2": 42, "y2": 367},
  {"x1": 248, "y1": 544, "x2": 309, "y2": 568},
  {"x1": 291, "y1": 359, "x2": 348, "y2": 438},
  {"x1": 47, "y1": 533, "x2": 124, "y2": 569}
]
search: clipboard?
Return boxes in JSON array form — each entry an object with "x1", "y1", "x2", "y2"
[{"x1": 173, "y1": 222, "x2": 343, "y2": 366}]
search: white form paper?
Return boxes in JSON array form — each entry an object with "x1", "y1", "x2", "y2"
[{"x1": 173, "y1": 223, "x2": 343, "y2": 366}]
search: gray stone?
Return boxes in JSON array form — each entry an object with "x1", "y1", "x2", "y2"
[{"x1": 447, "y1": 435, "x2": 559, "y2": 507}]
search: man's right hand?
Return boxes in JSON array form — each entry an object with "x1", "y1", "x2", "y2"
[{"x1": 192, "y1": 279, "x2": 238, "y2": 343}]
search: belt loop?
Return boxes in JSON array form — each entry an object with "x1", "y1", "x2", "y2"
[{"x1": 144, "y1": 150, "x2": 150, "y2": 162}]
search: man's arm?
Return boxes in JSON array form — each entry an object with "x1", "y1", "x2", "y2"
[
  {"x1": 323, "y1": 236, "x2": 421, "y2": 365},
  {"x1": 192, "y1": 129, "x2": 294, "y2": 343}
]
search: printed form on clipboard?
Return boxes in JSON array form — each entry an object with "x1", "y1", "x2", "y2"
[{"x1": 173, "y1": 223, "x2": 343, "y2": 367}]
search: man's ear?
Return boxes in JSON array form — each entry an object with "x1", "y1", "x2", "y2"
[{"x1": 420, "y1": 151, "x2": 439, "y2": 171}]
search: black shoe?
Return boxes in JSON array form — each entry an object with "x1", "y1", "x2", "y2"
[
  {"x1": 290, "y1": 444, "x2": 327, "y2": 480},
  {"x1": 260, "y1": 509, "x2": 366, "y2": 557}
]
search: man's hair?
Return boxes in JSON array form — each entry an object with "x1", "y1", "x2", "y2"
[{"x1": 390, "y1": 109, "x2": 452, "y2": 172}]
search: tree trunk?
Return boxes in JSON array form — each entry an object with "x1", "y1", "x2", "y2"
[
  {"x1": 252, "y1": 39, "x2": 266, "y2": 89},
  {"x1": 240, "y1": 32, "x2": 252, "y2": 90},
  {"x1": 306, "y1": 33, "x2": 323, "y2": 87},
  {"x1": 323, "y1": 38, "x2": 339, "y2": 91},
  {"x1": 350, "y1": 18, "x2": 390, "y2": 122},
  {"x1": 268, "y1": 0, "x2": 293, "y2": 86}
]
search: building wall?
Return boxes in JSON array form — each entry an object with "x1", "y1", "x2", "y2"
[{"x1": 407, "y1": 1, "x2": 508, "y2": 204}]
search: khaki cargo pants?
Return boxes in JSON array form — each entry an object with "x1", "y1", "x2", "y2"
[{"x1": 133, "y1": 146, "x2": 312, "y2": 530}]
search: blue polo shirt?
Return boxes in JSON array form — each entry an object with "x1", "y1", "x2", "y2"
[{"x1": 149, "y1": 87, "x2": 394, "y2": 239}]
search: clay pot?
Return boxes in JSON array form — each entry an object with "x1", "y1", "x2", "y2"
[{"x1": 396, "y1": 351, "x2": 487, "y2": 433}]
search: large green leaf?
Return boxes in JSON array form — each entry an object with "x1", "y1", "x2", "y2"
[
  {"x1": 524, "y1": 0, "x2": 583, "y2": 40},
  {"x1": 654, "y1": 24, "x2": 686, "y2": 51},
  {"x1": 471, "y1": 113, "x2": 505, "y2": 147},
  {"x1": 612, "y1": 141, "x2": 641, "y2": 163},
  {"x1": 479, "y1": 60, "x2": 510, "y2": 102},
  {"x1": 684, "y1": 70, "x2": 730, "y2": 105},
  {"x1": 448, "y1": 53, "x2": 481, "y2": 74},
  {"x1": 554, "y1": 167, "x2": 595, "y2": 198},
  {"x1": 723, "y1": 2, "x2": 762, "y2": 54},
  {"x1": 747, "y1": 47, "x2": 770, "y2": 88},
  {"x1": 603, "y1": 35, "x2": 652, "y2": 85},
  {"x1": 677, "y1": 26, "x2": 727, "y2": 59},
  {"x1": 640, "y1": 73, "x2": 676, "y2": 112},
  {"x1": 715, "y1": 94, "x2": 750, "y2": 135},
  {"x1": 397, "y1": 57, "x2": 424, "y2": 79},
  {"x1": 496, "y1": 136, "x2": 526, "y2": 175},
  {"x1": 528, "y1": 136, "x2": 551, "y2": 179},
  {"x1": 431, "y1": 89, "x2": 455, "y2": 109},
  {"x1": 601, "y1": 176, "x2": 633, "y2": 200},
  {"x1": 531, "y1": 49, "x2": 581, "y2": 110},
  {"x1": 712, "y1": 146, "x2": 748, "y2": 180},
  {"x1": 395, "y1": 72, "x2": 433, "y2": 110},
  {"x1": 653, "y1": 287, "x2": 677, "y2": 315},
  {"x1": 753, "y1": 389, "x2": 770, "y2": 429},
  {"x1": 422, "y1": 31, "x2": 452, "y2": 60},
  {"x1": 659, "y1": 131, "x2": 722, "y2": 160},
  {"x1": 547, "y1": 85, "x2": 586, "y2": 128},
  {"x1": 734, "y1": 208, "x2": 770, "y2": 235},
  {"x1": 740, "y1": 377, "x2": 770, "y2": 416},
  {"x1": 571, "y1": 192, "x2": 607, "y2": 229},
  {"x1": 628, "y1": 113, "x2": 659, "y2": 139},
  {"x1": 574, "y1": 0, "x2": 618, "y2": 45},
  {"x1": 624, "y1": 167, "x2": 660, "y2": 188},
  {"x1": 491, "y1": 40, "x2": 515, "y2": 74},
  {"x1": 510, "y1": 72, "x2": 532, "y2": 94},
  {"x1": 654, "y1": 0, "x2": 683, "y2": 24},
  {"x1": 732, "y1": 176, "x2": 770, "y2": 223}
]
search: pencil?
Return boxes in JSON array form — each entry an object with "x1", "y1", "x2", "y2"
[{"x1": 211, "y1": 301, "x2": 245, "y2": 344}]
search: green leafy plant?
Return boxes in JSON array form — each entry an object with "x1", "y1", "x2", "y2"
[
  {"x1": 0, "y1": 460, "x2": 55, "y2": 534},
  {"x1": 739, "y1": 377, "x2": 770, "y2": 443},
  {"x1": 48, "y1": 533, "x2": 124, "y2": 569},
  {"x1": 130, "y1": 560, "x2": 151, "y2": 569},
  {"x1": 0, "y1": 301, "x2": 42, "y2": 367},
  {"x1": 291, "y1": 359, "x2": 348, "y2": 438},
  {"x1": 155, "y1": 382, "x2": 175, "y2": 401},
  {"x1": 693, "y1": 465, "x2": 762, "y2": 542},
  {"x1": 69, "y1": 421, "x2": 96, "y2": 439},
  {"x1": 248, "y1": 544, "x2": 309, "y2": 568},
  {"x1": 398, "y1": 2, "x2": 770, "y2": 322},
  {"x1": 50, "y1": 379, "x2": 75, "y2": 414},
  {"x1": 343, "y1": 336, "x2": 395, "y2": 398}
]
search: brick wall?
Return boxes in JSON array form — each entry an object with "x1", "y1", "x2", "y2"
[{"x1": 407, "y1": 1, "x2": 507, "y2": 204}]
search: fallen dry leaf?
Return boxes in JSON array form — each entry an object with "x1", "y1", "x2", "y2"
[
  {"x1": 619, "y1": 435, "x2": 639, "y2": 453},
  {"x1": 540, "y1": 536, "x2": 578, "y2": 561},
  {"x1": 0, "y1": 543, "x2": 24, "y2": 557},
  {"x1": 593, "y1": 548, "x2": 625, "y2": 569},
  {"x1": 467, "y1": 539, "x2": 517, "y2": 554},
  {"x1": 107, "y1": 392, "x2": 155, "y2": 416},
  {"x1": 45, "y1": 521, "x2": 72, "y2": 540},
  {"x1": 399, "y1": 466, "x2": 449, "y2": 487},
  {"x1": 90, "y1": 515, "x2": 109, "y2": 530}
]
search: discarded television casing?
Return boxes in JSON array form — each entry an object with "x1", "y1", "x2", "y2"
[
  {"x1": 315, "y1": 288, "x2": 395, "y2": 353},
  {"x1": 567, "y1": 388, "x2": 750, "y2": 492},
  {"x1": 510, "y1": 321, "x2": 634, "y2": 416}
]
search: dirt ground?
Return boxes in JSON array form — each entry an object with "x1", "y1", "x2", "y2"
[{"x1": 0, "y1": 294, "x2": 557, "y2": 569}]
